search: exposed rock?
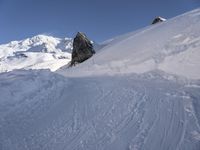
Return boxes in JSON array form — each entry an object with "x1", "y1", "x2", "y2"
[
  {"x1": 71, "y1": 32, "x2": 95, "y2": 66},
  {"x1": 152, "y1": 17, "x2": 166, "y2": 24}
]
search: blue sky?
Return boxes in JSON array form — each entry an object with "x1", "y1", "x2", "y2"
[{"x1": 0, "y1": 0, "x2": 200, "y2": 43}]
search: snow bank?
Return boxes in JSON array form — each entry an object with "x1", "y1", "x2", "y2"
[{"x1": 58, "y1": 8, "x2": 200, "y2": 80}]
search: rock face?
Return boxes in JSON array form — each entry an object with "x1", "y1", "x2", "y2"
[
  {"x1": 71, "y1": 32, "x2": 95, "y2": 66},
  {"x1": 152, "y1": 17, "x2": 166, "y2": 24}
]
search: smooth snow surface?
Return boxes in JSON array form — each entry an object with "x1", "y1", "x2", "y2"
[
  {"x1": 59, "y1": 8, "x2": 200, "y2": 80},
  {"x1": 0, "y1": 35, "x2": 72, "y2": 72},
  {"x1": 1, "y1": 8, "x2": 200, "y2": 150}
]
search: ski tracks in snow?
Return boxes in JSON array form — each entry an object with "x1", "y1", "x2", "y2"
[{"x1": 0, "y1": 71, "x2": 200, "y2": 150}]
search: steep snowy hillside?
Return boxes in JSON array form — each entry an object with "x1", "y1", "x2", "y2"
[
  {"x1": 0, "y1": 35, "x2": 72, "y2": 72},
  {"x1": 58, "y1": 9, "x2": 200, "y2": 80},
  {"x1": 1, "y1": 8, "x2": 200, "y2": 150}
]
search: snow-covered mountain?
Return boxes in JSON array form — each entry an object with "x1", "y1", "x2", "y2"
[
  {"x1": 0, "y1": 35, "x2": 72, "y2": 72},
  {"x1": 0, "y1": 8, "x2": 200, "y2": 150},
  {"x1": 59, "y1": 10, "x2": 200, "y2": 80}
]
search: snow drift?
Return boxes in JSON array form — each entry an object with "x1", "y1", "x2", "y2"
[
  {"x1": 0, "y1": 8, "x2": 200, "y2": 150},
  {"x1": 58, "y1": 9, "x2": 200, "y2": 80}
]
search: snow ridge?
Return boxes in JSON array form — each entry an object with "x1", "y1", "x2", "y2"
[{"x1": 58, "y1": 8, "x2": 200, "y2": 80}]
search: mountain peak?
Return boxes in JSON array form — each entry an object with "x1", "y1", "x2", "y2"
[
  {"x1": 21, "y1": 34, "x2": 61, "y2": 47},
  {"x1": 0, "y1": 34, "x2": 72, "y2": 72}
]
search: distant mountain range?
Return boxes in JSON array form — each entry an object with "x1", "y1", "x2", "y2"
[{"x1": 0, "y1": 35, "x2": 72, "y2": 72}]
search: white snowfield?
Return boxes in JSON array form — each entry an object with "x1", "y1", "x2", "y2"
[
  {"x1": 0, "y1": 8, "x2": 200, "y2": 150},
  {"x1": 59, "y1": 8, "x2": 200, "y2": 80},
  {"x1": 0, "y1": 35, "x2": 72, "y2": 72}
]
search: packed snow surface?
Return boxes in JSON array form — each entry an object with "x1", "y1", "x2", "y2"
[
  {"x1": 1, "y1": 8, "x2": 200, "y2": 150},
  {"x1": 0, "y1": 35, "x2": 72, "y2": 72}
]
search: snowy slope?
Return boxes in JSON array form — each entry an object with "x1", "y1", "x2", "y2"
[
  {"x1": 0, "y1": 35, "x2": 72, "y2": 72},
  {"x1": 1, "y1": 8, "x2": 200, "y2": 150},
  {"x1": 59, "y1": 9, "x2": 200, "y2": 80}
]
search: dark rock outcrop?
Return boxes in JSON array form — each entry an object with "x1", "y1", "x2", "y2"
[
  {"x1": 70, "y1": 32, "x2": 95, "y2": 66},
  {"x1": 152, "y1": 17, "x2": 166, "y2": 24}
]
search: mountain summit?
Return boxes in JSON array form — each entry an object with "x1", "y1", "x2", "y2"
[{"x1": 0, "y1": 35, "x2": 72, "y2": 72}]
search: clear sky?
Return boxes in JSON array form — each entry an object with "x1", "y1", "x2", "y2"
[{"x1": 0, "y1": 0, "x2": 200, "y2": 44}]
